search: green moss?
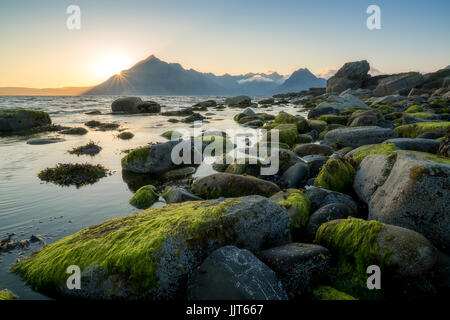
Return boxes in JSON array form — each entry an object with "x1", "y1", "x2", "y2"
[
  {"x1": 117, "y1": 131, "x2": 134, "y2": 140},
  {"x1": 315, "y1": 218, "x2": 392, "y2": 299},
  {"x1": 277, "y1": 190, "x2": 311, "y2": 228},
  {"x1": 1, "y1": 108, "x2": 51, "y2": 123},
  {"x1": 377, "y1": 105, "x2": 396, "y2": 114},
  {"x1": 0, "y1": 290, "x2": 16, "y2": 300},
  {"x1": 68, "y1": 141, "x2": 102, "y2": 156},
  {"x1": 129, "y1": 185, "x2": 160, "y2": 209},
  {"x1": 161, "y1": 130, "x2": 182, "y2": 139},
  {"x1": 394, "y1": 121, "x2": 450, "y2": 138},
  {"x1": 348, "y1": 143, "x2": 397, "y2": 166},
  {"x1": 307, "y1": 120, "x2": 327, "y2": 132},
  {"x1": 122, "y1": 147, "x2": 150, "y2": 167},
  {"x1": 311, "y1": 285, "x2": 357, "y2": 300},
  {"x1": 406, "y1": 112, "x2": 437, "y2": 120},
  {"x1": 12, "y1": 199, "x2": 240, "y2": 294},
  {"x1": 318, "y1": 130, "x2": 328, "y2": 140},
  {"x1": 274, "y1": 111, "x2": 307, "y2": 131},
  {"x1": 405, "y1": 105, "x2": 424, "y2": 113},
  {"x1": 38, "y1": 163, "x2": 109, "y2": 187},
  {"x1": 318, "y1": 114, "x2": 348, "y2": 125},
  {"x1": 314, "y1": 158, "x2": 355, "y2": 192},
  {"x1": 265, "y1": 123, "x2": 299, "y2": 147}
]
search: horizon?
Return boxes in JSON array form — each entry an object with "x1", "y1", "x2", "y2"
[{"x1": 1, "y1": 0, "x2": 449, "y2": 88}]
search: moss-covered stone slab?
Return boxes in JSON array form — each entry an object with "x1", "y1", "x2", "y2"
[
  {"x1": 394, "y1": 121, "x2": 450, "y2": 138},
  {"x1": 191, "y1": 173, "x2": 280, "y2": 199},
  {"x1": 0, "y1": 108, "x2": 51, "y2": 131},
  {"x1": 13, "y1": 195, "x2": 291, "y2": 299},
  {"x1": 129, "y1": 185, "x2": 159, "y2": 209}
]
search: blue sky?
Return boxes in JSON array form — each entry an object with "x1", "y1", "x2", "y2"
[{"x1": 0, "y1": 0, "x2": 449, "y2": 87}]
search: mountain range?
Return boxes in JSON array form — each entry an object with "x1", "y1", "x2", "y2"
[{"x1": 83, "y1": 55, "x2": 326, "y2": 96}]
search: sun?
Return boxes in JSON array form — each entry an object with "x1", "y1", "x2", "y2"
[{"x1": 95, "y1": 53, "x2": 131, "y2": 79}]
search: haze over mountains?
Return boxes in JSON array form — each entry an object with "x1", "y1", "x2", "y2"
[{"x1": 83, "y1": 55, "x2": 326, "y2": 96}]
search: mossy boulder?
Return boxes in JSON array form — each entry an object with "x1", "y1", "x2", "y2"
[
  {"x1": 318, "y1": 114, "x2": 348, "y2": 125},
  {"x1": 0, "y1": 108, "x2": 51, "y2": 131},
  {"x1": 274, "y1": 111, "x2": 309, "y2": 132},
  {"x1": 191, "y1": 173, "x2": 280, "y2": 199},
  {"x1": 60, "y1": 127, "x2": 88, "y2": 135},
  {"x1": 293, "y1": 143, "x2": 333, "y2": 157},
  {"x1": 394, "y1": 121, "x2": 450, "y2": 138},
  {"x1": 117, "y1": 131, "x2": 134, "y2": 140},
  {"x1": 161, "y1": 130, "x2": 183, "y2": 140},
  {"x1": 346, "y1": 143, "x2": 398, "y2": 166},
  {"x1": 270, "y1": 189, "x2": 311, "y2": 229},
  {"x1": 323, "y1": 126, "x2": 398, "y2": 148},
  {"x1": 355, "y1": 151, "x2": 450, "y2": 251},
  {"x1": 129, "y1": 185, "x2": 160, "y2": 209},
  {"x1": 68, "y1": 141, "x2": 102, "y2": 156},
  {"x1": 13, "y1": 195, "x2": 290, "y2": 299},
  {"x1": 383, "y1": 138, "x2": 441, "y2": 154},
  {"x1": 225, "y1": 96, "x2": 251, "y2": 108},
  {"x1": 316, "y1": 218, "x2": 437, "y2": 299},
  {"x1": 263, "y1": 123, "x2": 299, "y2": 147},
  {"x1": 121, "y1": 140, "x2": 201, "y2": 174},
  {"x1": 307, "y1": 120, "x2": 327, "y2": 132},
  {"x1": 0, "y1": 289, "x2": 17, "y2": 300},
  {"x1": 407, "y1": 112, "x2": 437, "y2": 120},
  {"x1": 314, "y1": 157, "x2": 356, "y2": 192},
  {"x1": 311, "y1": 285, "x2": 356, "y2": 300},
  {"x1": 405, "y1": 105, "x2": 424, "y2": 113},
  {"x1": 377, "y1": 105, "x2": 396, "y2": 114}
]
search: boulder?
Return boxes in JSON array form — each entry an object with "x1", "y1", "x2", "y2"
[
  {"x1": 306, "y1": 203, "x2": 354, "y2": 237},
  {"x1": 308, "y1": 94, "x2": 370, "y2": 119},
  {"x1": 187, "y1": 246, "x2": 288, "y2": 300},
  {"x1": 111, "y1": 97, "x2": 143, "y2": 114},
  {"x1": 326, "y1": 60, "x2": 370, "y2": 93},
  {"x1": 13, "y1": 195, "x2": 291, "y2": 299},
  {"x1": 193, "y1": 100, "x2": 217, "y2": 108},
  {"x1": 280, "y1": 162, "x2": 310, "y2": 188},
  {"x1": 383, "y1": 138, "x2": 441, "y2": 154},
  {"x1": 191, "y1": 173, "x2": 281, "y2": 199},
  {"x1": 121, "y1": 140, "x2": 201, "y2": 174},
  {"x1": 293, "y1": 143, "x2": 333, "y2": 157},
  {"x1": 0, "y1": 108, "x2": 51, "y2": 131},
  {"x1": 162, "y1": 187, "x2": 202, "y2": 204},
  {"x1": 305, "y1": 187, "x2": 358, "y2": 215},
  {"x1": 258, "y1": 243, "x2": 331, "y2": 297},
  {"x1": 270, "y1": 189, "x2": 311, "y2": 229},
  {"x1": 354, "y1": 151, "x2": 450, "y2": 250},
  {"x1": 129, "y1": 185, "x2": 160, "y2": 209},
  {"x1": 313, "y1": 157, "x2": 356, "y2": 192},
  {"x1": 373, "y1": 72, "x2": 424, "y2": 96},
  {"x1": 225, "y1": 96, "x2": 251, "y2": 108},
  {"x1": 323, "y1": 126, "x2": 397, "y2": 148},
  {"x1": 27, "y1": 138, "x2": 65, "y2": 145},
  {"x1": 394, "y1": 122, "x2": 449, "y2": 138},
  {"x1": 316, "y1": 218, "x2": 438, "y2": 297},
  {"x1": 303, "y1": 154, "x2": 328, "y2": 176}
]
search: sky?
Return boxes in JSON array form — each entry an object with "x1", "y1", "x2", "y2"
[{"x1": 0, "y1": 0, "x2": 449, "y2": 88}]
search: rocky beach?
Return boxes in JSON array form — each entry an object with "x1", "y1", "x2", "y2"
[{"x1": 0, "y1": 60, "x2": 449, "y2": 300}]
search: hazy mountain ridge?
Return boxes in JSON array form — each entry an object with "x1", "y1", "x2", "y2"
[{"x1": 84, "y1": 55, "x2": 326, "y2": 96}]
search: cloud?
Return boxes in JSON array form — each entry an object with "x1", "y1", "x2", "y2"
[{"x1": 237, "y1": 75, "x2": 275, "y2": 84}]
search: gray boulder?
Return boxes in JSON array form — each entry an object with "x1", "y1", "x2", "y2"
[
  {"x1": 258, "y1": 243, "x2": 331, "y2": 297},
  {"x1": 326, "y1": 60, "x2": 370, "y2": 93},
  {"x1": 111, "y1": 97, "x2": 143, "y2": 113},
  {"x1": 187, "y1": 246, "x2": 288, "y2": 300},
  {"x1": 354, "y1": 151, "x2": 450, "y2": 250},
  {"x1": 306, "y1": 203, "x2": 354, "y2": 237},
  {"x1": 280, "y1": 161, "x2": 310, "y2": 188},
  {"x1": 192, "y1": 173, "x2": 281, "y2": 199},
  {"x1": 293, "y1": 143, "x2": 333, "y2": 157},
  {"x1": 121, "y1": 140, "x2": 201, "y2": 174},
  {"x1": 305, "y1": 186, "x2": 358, "y2": 215},
  {"x1": 373, "y1": 72, "x2": 424, "y2": 96},
  {"x1": 383, "y1": 138, "x2": 441, "y2": 154},
  {"x1": 0, "y1": 109, "x2": 51, "y2": 131},
  {"x1": 162, "y1": 187, "x2": 203, "y2": 203},
  {"x1": 323, "y1": 126, "x2": 398, "y2": 148}
]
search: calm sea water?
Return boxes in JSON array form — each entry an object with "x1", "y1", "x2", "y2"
[{"x1": 0, "y1": 95, "x2": 306, "y2": 299}]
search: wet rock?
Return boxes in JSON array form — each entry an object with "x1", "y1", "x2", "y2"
[
  {"x1": 225, "y1": 96, "x2": 251, "y2": 108},
  {"x1": 383, "y1": 138, "x2": 441, "y2": 154},
  {"x1": 303, "y1": 155, "x2": 328, "y2": 176},
  {"x1": 13, "y1": 195, "x2": 291, "y2": 299},
  {"x1": 162, "y1": 187, "x2": 202, "y2": 204},
  {"x1": 306, "y1": 203, "x2": 354, "y2": 237},
  {"x1": 111, "y1": 97, "x2": 160, "y2": 114},
  {"x1": 187, "y1": 246, "x2": 288, "y2": 300},
  {"x1": 38, "y1": 163, "x2": 109, "y2": 187},
  {"x1": 258, "y1": 243, "x2": 331, "y2": 297},
  {"x1": 60, "y1": 127, "x2": 88, "y2": 135},
  {"x1": 0, "y1": 108, "x2": 51, "y2": 132},
  {"x1": 117, "y1": 131, "x2": 134, "y2": 140},
  {"x1": 394, "y1": 122, "x2": 449, "y2": 138},
  {"x1": 270, "y1": 189, "x2": 311, "y2": 229},
  {"x1": 193, "y1": 100, "x2": 217, "y2": 108},
  {"x1": 27, "y1": 137, "x2": 65, "y2": 145},
  {"x1": 192, "y1": 173, "x2": 280, "y2": 199},
  {"x1": 129, "y1": 185, "x2": 160, "y2": 209},
  {"x1": 68, "y1": 141, "x2": 102, "y2": 156},
  {"x1": 305, "y1": 186, "x2": 358, "y2": 215},
  {"x1": 314, "y1": 157, "x2": 355, "y2": 192},
  {"x1": 293, "y1": 143, "x2": 333, "y2": 157},
  {"x1": 280, "y1": 161, "x2": 310, "y2": 188},
  {"x1": 323, "y1": 126, "x2": 397, "y2": 148}
]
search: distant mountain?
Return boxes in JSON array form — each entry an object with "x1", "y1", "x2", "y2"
[
  {"x1": 0, "y1": 86, "x2": 92, "y2": 96},
  {"x1": 84, "y1": 55, "x2": 326, "y2": 96},
  {"x1": 275, "y1": 68, "x2": 326, "y2": 93}
]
